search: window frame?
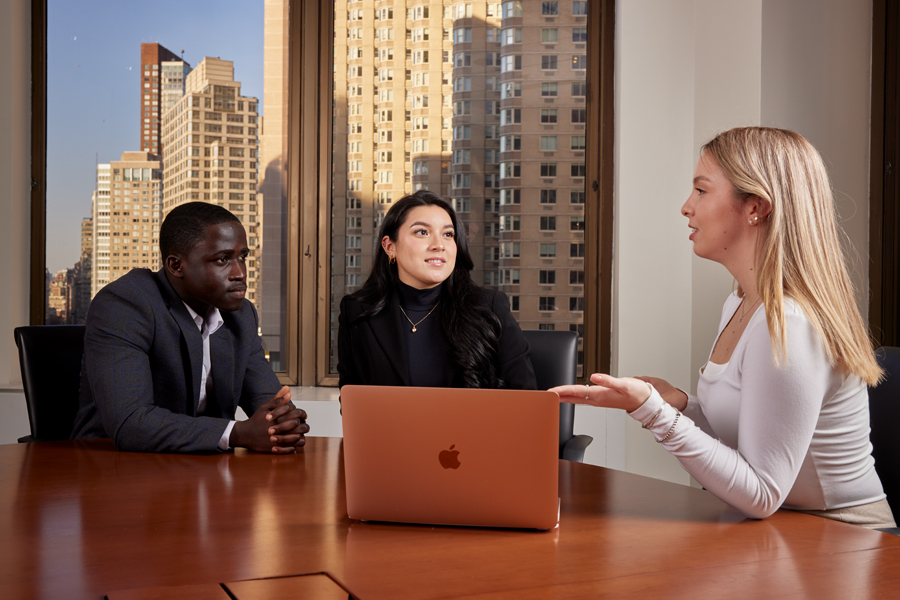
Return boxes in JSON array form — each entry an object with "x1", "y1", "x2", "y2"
[{"x1": 31, "y1": 0, "x2": 616, "y2": 384}]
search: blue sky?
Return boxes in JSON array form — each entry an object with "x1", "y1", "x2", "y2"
[{"x1": 46, "y1": 0, "x2": 264, "y2": 273}]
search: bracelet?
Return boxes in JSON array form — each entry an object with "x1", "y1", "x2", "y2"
[
  {"x1": 641, "y1": 404, "x2": 664, "y2": 430},
  {"x1": 655, "y1": 409, "x2": 681, "y2": 443}
]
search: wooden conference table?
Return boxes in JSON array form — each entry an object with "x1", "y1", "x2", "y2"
[{"x1": 3, "y1": 438, "x2": 900, "y2": 599}]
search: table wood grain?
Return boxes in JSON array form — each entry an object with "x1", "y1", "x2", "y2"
[{"x1": 1, "y1": 438, "x2": 898, "y2": 599}]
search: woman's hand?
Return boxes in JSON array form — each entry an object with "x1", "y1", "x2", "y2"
[
  {"x1": 550, "y1": 373, "x2": 653, "y2": 413},
  {"x1": 634, "y1": 376, "x2": 689, "y2": 411}
]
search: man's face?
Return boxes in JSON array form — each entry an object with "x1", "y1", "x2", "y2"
[{"x1": 173, "y1": 221, "x2": 249, "y2": 314}]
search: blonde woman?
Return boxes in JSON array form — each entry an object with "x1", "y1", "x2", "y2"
[{"x1": 554, "y1": 127, "x2": 894, "y2": 528}]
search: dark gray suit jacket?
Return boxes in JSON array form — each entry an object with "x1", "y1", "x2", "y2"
[
  {"x1": 337, "y1": 286, "x2": 536, "y2": 389},
  {"x1": 71, "y1": 268, "x2": 281, "y2": 453}
]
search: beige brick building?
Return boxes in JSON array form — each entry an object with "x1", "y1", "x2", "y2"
[{"x1": 160, "y1": 57, "x2": 263, "y2": 304}]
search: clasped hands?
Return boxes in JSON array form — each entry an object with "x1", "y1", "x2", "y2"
[
  {"x1": 230, "y1": 386, "x2": 309, "y2": 454},
  {"x1": 550, "y1": 374, "x2": 689, "y2": 413}
]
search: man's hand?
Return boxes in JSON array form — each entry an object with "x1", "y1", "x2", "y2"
[{"x1": 229, "y1": 387, "x2": 309, "y2": 453}]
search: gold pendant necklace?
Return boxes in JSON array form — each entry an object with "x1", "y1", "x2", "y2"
[{"x1": 399, "y1": 302, "x2": 440, "y2": 333}]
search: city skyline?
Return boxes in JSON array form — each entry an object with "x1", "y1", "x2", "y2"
[{"x1": 46, "y1": 0, "x2": 264, "y2": 273}]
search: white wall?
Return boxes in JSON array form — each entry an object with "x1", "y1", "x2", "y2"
[{"x1": 578, "y1": 0, "x2": 873, "y2": 484}]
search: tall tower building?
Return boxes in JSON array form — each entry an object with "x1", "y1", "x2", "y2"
[
  {"x1": 71, "y1": 216, "x2": 93, "y2": 322},
  {"x1": 91, "y1": 166, "x2": 111, "y2": 296},
  {"x1": 140, "y1": 43, "x2": 189, "y2": 156},
  {"x1": 94, "y1": 152, "x2": 164, "y2": 287},
  {"x1": 496, "y1": 0, "x2": 587, "y2": 357},
  {"x1": 328, "y1": 0, "x2": 589, "y2": 373},
  {"x1": 160, "y1": 57, "x2": 262, "y2": 304}
]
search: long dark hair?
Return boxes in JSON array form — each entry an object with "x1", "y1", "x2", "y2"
[{"x1": 349, "y1": 190, "x2": 503, "y2": 388}]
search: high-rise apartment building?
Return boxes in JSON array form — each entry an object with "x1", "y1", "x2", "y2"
[
  {"x1": 160, "y1": 57, "x2": 262, "y2": 303},
  {"x1": 140, "y1": 43, "x2": 190, "y2": 156},
  {"x1": 91, "y1": 152, "x2": 162, "y2": 294},
  {"x1": 328, "y1": 0, "x2": 588, "y2": 372},
  {"x1": 91, "y1": 167, "x2": 111, "y2": 295}
]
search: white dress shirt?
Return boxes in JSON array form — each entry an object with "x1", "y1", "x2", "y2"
[{"x1": 183, "y1": 302, "x2": 234, "y2": 450}]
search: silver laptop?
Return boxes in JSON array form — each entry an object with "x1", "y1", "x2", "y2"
[{"x1": 341, "y1": 385, "x2": 560, "y2": 530}]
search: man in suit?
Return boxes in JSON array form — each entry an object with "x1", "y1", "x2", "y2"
[{"x1": 72, "y1": 202, "x2": 308, "y2": 453}]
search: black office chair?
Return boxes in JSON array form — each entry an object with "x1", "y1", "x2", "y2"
[
  {"x1": 14, "y1": 325, "x2": 86, "y2": 443},
  {"x1": 523, "y1": 329, "x2": 593, "y2": 462},
  {"x1": 870, "y1": 346, "x2": 900, "y2": 534}
]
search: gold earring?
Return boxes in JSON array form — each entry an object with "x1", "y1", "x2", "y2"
[{"x1": 389, "y1": 255, "x2": 396, "y2": 265}]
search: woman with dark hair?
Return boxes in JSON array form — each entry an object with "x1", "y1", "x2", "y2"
[{"x1": 338, "y1": 190, "x2": 536, "y2": 390}]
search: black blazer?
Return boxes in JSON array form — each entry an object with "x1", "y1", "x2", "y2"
[{"x1": 337, "y1": 286, "x2": 536, "y2": 390}]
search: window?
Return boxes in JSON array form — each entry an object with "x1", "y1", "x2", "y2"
[
  {"x1": 539, "y1": 270, "x2": 556, "y2": 285},
  {"x1": 501, "y1": 216, "x2": 521, "y2": 231},
  {"x1": 540, "y1": 136, "x2": 557, "y2": 151},
  {"x1": 453, "y1": 28, "x2": 472, "y2": 44},
  {"x1": 502, "y1": 28, "x2": 523, "y2": 45},
  {"x1": 539, "y1": 297, "x2": 556, "y2": 311},
  {"x1": 502, "y1": 82, "x2": 522, "y2": 99},
  {"x1": 571, "y1": 190, "x2": 586, "y2": 204},
  {"x1": 571, "y1": 243, "x2": 585, "y2": 258},
  {"x1": 571, "y1": 163, "x2": 586, "y2": 177},
  {"x1": 540, "y1": 243, "x2": 557, "y2": 257},
  {"x1": 572, "y1": 55, "x2": 587, "y2": 70},
  {"x1": 542, "y1": 82, "x2": 558, "y2": 97},
  {"x1": 573, "y1": 0, "x2": 588, "y2": 15},
  {"x1": 570, "y1": 270, "x2": 585, "y2": 285},
  {"x1": 502, "y1": 1, "x2": 523, "y2": 18},
  {"x1": 454, "y1": 101, "x2": 471, "y2": 116},
  {"x1": 571, "y1": 109, "x2": 587, "y2": 123},
  {"x1": 570, "y1": 216, "x2": 585, "y2": 231},
  {"x1": 541, "y1": 28, "x2": 558, "y2": 43},
  {"x1": 541, "y1": 109, "x2": 558, "y2": 124},
  {"x1": 540, "y1": 163, "x2": 557, "y2": 177},
  {"x1": 570, "y1": 297, "x2": 585, "y2": 312},
  {"x1": 454, "y1": 52, "x2": 471, "y2": 68},
  {"x1": 572, "y1": 27, "x2": 587, "y2": 42},
  {"x1": 452, "y1": 197, "x2": 471, "y2": 213},
  {"x1": 501, "y1": 242, "x2": 520, "y2": 257},
  {"x1": 540, "y1": 189, "x2": 557, "y2": 204},
  {"x1": 500, "y1": 135, "x2": 522, "y2": 152},
  {"x1": 502, "y1": 55, "x2": 522, "y2": 72},
  {"x1": 541, "y1": 55, "x2": 558, "y2": 70},
  {"x1": 501, "y1": 108, "x2": 521, "y2": 125},
  {"x1": 453, "y1": 77, "x2": 471, "y2": 92},
  {"x1": 452, "y1": 174, "x2": 471, "y2": 189},
  {"x1": 25, "y1": 0, "x2": 605, "y2": 380},
  {"x1": 454, "y1": 3, "x2": 472, "y2": 18},
  {"x1": 540, "y1": 216, "x2": 557, "y2": 231},
  {"x1": 500, "y1": 162, "x2": 521, "y2": 178},
  {"x1": 571, "y1": 135, "x2": 586, "y2": 150},
  {"x1": 500, "y1": 189, "x2": 521, "y2": 204}
]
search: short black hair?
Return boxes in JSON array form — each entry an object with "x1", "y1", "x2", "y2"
[{"x1": 159, "y1": 202, "x2": 241, "y2": 259}]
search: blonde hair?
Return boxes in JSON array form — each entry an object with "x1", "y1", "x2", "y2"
[{"x1": 701, "y1": 127, "x2": 882, "y2": 385}]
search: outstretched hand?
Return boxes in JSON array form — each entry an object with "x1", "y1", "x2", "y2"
[
  {"x1": 229, "y1": 386, "x2": 309, "y2": 453},
  {"x1": 550, "y1": 373, "x2": 653, "y2": 413}
]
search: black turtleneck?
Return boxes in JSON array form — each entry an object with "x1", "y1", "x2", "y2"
[{"x1": 397, "y1": 281, "x2": 452, "y2": 387}]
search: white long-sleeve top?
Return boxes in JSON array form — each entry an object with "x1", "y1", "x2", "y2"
[{"x1": 628, "y1": 292, "x2": 886, "y2": 519}]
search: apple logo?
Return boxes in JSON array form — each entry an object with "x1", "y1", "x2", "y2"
[{"x1": 438, "y1": 444, "x2": 461, "y2": 469}]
